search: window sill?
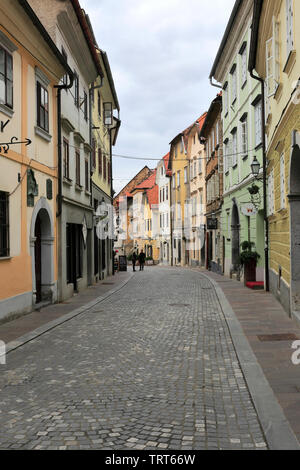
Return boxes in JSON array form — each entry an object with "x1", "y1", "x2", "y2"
[
  {"x1": 0, "y1": 103, "x2": 14, "y2": 118},
  {"x1": 232, "y1": 164, "x2": 238, "y2": 169},
  {"x1": 283, "y1": 50, "x2": 296, "y2": 76},
  {"x1": 75, "y1": 184, "x2": 83, "y2": 192},
  {"x1": 0, "y1": 256, "x2": 11, "y2": 261},
  {"x1": 63, "y1": 177, "x2": 72, "y2": 186},
  {"x1": 255, "y1": 143, "x2": 263, "y2": 151},
  {"x1": 241, "y1": 80, "x2": 247, "y2": 90},
  {"x1": 242, "y1": 154, "x2": 248, "y2": 160},
  {"x1": 35, "y1": 126, "x2": 52, "y2": 142},
  {"x1": 85, "y1": 190, "x2": 91, "y2": 196}
]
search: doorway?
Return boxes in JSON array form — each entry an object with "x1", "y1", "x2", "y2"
[
  {"x1": 231, "y1": 200, "x2": 240, "y2": 271},
  {"x1": 289, "y1": 131, "x2": 300, "y2": 313}
]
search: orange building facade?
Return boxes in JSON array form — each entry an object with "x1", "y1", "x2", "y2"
[{"x1": 0, "y1": 0, "x2": 69, "y2": 321}]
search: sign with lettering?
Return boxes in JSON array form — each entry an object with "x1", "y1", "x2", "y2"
[{"x1": 207, "y1": 218, "x2": 218, "y2": 230}]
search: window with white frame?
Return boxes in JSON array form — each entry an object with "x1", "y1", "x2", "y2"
[
  {"x1": 230, "y1": 65, "x2": 237, "y2": 103},
  {"x1": 223, "y1": 82, "x2": 228, "y2": 115},
  {"x1": 254, "y1": 100, "x2": 262, "y2": 146},
  {"x1": 172, "y1": 174, "x2": 175, "y2": 189},
  {"x1": 280, "y1": 153, "x2": 285, "y2": 209},
  {"x1": 177, "y1": 171, "x2": 180, "y2": 187},
  {"x1": 286, "y1": 0, "x2": 294, "y2": 58},
  {"x1": 231, "y1": 129, "x2": 237, "y2": 167},
  {"x1": 241, "y1": 117, "x2": 248, "y2": 157},
  {"x1": 190, "y1": 161, "x2": 193, "y2": 180},
  {"x1": 198, "y1": 154, "x2": 202, "y2": 174},
  {"x1": 267, "y1": 170, "x2": 275, "y2": 216},
  {"x1": 184, "y1": 166, "x2": 188, "y2": 184},
  {"x1": 241, "y1": 44, "x2": 247, "y2": 86},
  {"x1": 224, "y1": 140, "x2": 229, "y2": 173}
]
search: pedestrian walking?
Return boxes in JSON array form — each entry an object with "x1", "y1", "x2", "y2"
[
  {"x1": 138, "y1": 250, "x2": 146, "y2": 271},
  {"x1": 132, "y1": 252, "x2": 137, "y2": 272}
]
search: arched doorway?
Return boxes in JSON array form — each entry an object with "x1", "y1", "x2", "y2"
[
  {"x1": 289, "y1": 130, "x2": 300, "y2": 314},
  {"x1": 231, "y1": 199, "x2": 240, "y2": 271},
  {"x1": 30, "y1": 198, "x2": 55, "y2": 306}
]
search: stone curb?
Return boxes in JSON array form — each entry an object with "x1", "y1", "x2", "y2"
[
  {"x1": 1, "y1": 272, "x2": 135, "y2": 358},
  {"x1": 200, "y1": 271, "x2": 300, "y2": 450}
]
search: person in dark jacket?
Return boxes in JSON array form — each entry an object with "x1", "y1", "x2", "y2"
[
  {"x1": 132, "y1": 252, "x2": 137, "y2": 272},
  {"x1": 138, "y1": 250, "x2": 146, "y2": 271}
]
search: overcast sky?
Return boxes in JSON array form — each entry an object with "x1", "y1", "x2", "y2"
[{"x1": 80, "y1": 0, "x2": 236, "y2": 194}]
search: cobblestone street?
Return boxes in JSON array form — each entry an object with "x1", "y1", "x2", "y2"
[{"x1": 0, "y1": 267, "x2": 268, "y2": 450}]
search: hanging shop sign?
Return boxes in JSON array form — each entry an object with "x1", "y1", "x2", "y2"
[
  {"x1": 241, "y1": 203, "x2": 257, "y2": 216},
  {"x1": 207, "y1": 218, "x2": 218, "y2": 230}
]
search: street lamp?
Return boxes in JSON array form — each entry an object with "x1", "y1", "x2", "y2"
[{"x1": 251, "y1": 156, "x2": 260, "y2": 178}]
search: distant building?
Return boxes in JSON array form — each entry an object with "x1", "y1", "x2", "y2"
[
  {"x1": 187, "y1": 114, "x2": 207, "y2": 268},
  {"x1": 156, "y1": 153, "x2": 172, "y2": 265},
  {"x1": 200, "y1": 96, "x2": 224, "y2": 274}
]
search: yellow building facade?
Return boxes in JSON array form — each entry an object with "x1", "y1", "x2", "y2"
[
  {"x1": 90, "y1": 42, "x2": 120, "y2": 280},
  {"x1": 250, "y1": 0, "x2": 300, "y2": 316},
  {"x1": 0, "y1": 0, "x2": 69, "y2": 320},
  {"x1": 169, "y1": 129, "x2": 191, "y2": 266}
]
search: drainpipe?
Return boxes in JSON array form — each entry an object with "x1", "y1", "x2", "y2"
[
  {"x1": 249, "y1": 69, "x2": 269, "y2": 292},
  {"x1": 210, "y1": 77, "x2": 223, "y2": 90},
  {"x1": 55, "y1": 75, "x2": 74, "y2": 218}
]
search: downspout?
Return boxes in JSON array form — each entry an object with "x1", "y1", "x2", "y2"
[
  {"x1": 55, "y1": 75, "x2": 74, "y2": 218},
  {"x1": 249, "y1": 69, "x2": 269, "y2": 292},
  {"x1": 210, "y1": 77, "x2": 223, "y2": 89},
  {"x1": 169, "y1": 157, "x2": 174, "y2": 267}
]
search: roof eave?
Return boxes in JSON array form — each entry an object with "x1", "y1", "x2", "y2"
[{"x1": 209, "y1": 0, "x2": 243, "y2": 81}]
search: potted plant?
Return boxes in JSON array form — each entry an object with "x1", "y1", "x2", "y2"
[
  {"x1": 146, "y1": 256, "x2": 154, "y2": 265},
  {"x1": 239, "y1": 241, "x2": 260, "y2": 283}
]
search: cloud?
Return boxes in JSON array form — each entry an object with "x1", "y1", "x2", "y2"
[{"x1": 80, "y1": 0, "x2": 236, "y2": 193}]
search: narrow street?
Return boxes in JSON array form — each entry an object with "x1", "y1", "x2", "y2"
[{"x1": 0, "y1": 267, "x2": 268, "y2": 450}]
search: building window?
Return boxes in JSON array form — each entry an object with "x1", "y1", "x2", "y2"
[
  {"x1": 230, "y1": 64, "x2": 237, "y2": 103},
  {"x1": 0, "y1": 191, "x2": 9, "y2": 257},
  {"x1": 63, "y1": 138, "x2": 69, "y2": 179},
  {"x1": 280, "y1": 153, "x2": 285, "y2": 209},
  {"x1": 239, "y1": 42, "x2": 247, "y2": 86},
  {"x1": 254, "y1": 100, "x2": 262, "y2": 146},
  {"x1": 198, "y1": 154, "x2": 202, "y2": 174},
  {"x1": 98, "y1": 148, "x2": 102, "y2": 175},
  {"x1": 223, "y1": 81, "x2": 228, "y2": 115},
  {"x1": 76, "y1": 150, "x2": 80, "y2": 186},
  {"x1": 92, "y1": 138, "x2": 96, "y2": 168},
  {"x1": 37, "y1": 82, "x2": 49, "y2": 132},
  {"x1": 85, "y1": 158, "x2": 89, "y2": 191},
  {"x1": 267, "y1": 170, "x2": 275, "y2": 216},
  {"x1": 241, "y1": 118, "x2": 248, "y2": 158},
  {"x1": 177, "y1": 171, "x2": 180, "y2": 187},
  {"x1": 172, "y1": 174, "x2": 175, "y2": 189},
  {"x1": 0, "y1": 47, "x2": 13, "y2": 108},
  {"x1": 84, "y1": 90, "x2": 88, "y2": 121},
  {"x1": 166, "y1": 185, "x2": 169, "y2": 200},
  {"x1": 103, "y1": 155, "x2": 107, "y2": 180},
  {"x1": 61, "y1": 47, "x2": 68, "y2": 85},
  {"x1": 286, "y1": 0, "x2": 294, "y2": 57},
  {"x1": 231, "y1": 129, "x2": 237, "y2": 167},
  {"x1": 98, "y1": 92, "x2": 101, "y2": 117},
  {"x1": 184, "y1": 166, "x2": 188, "y2": 184},
  {"x1": 73, "y1": 71, "x2": 79, "y2": 107}
]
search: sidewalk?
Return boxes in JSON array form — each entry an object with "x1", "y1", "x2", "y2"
[
  {"x1": 0, "y1": 270, "x2": 133, "y2": 345},
  {"x1": 200, "y1": 268, "x2": 300, "y2": 443}
]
